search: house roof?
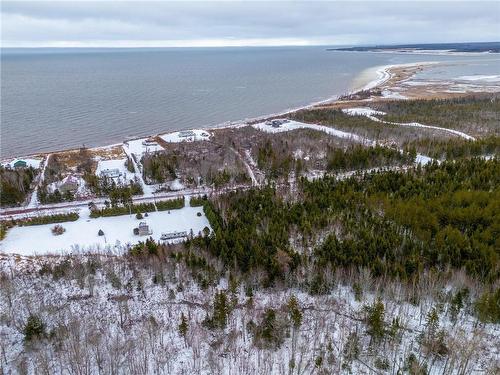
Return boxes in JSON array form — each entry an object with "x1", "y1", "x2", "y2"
[
  {"x1": 13, "y1": 160, "x2": 27, "y2": 167},
  {"x1": 61, "y1": 175, "x2": 79, "y2": 186}
]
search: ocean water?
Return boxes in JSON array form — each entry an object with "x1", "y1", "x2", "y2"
[{"x1": 1, "y1": 47, "x2": 499, "y2": 157}]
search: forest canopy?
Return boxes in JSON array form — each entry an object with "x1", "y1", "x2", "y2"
[{"x1": 195, "y1": 158, "x2": 499, "y2": 285}]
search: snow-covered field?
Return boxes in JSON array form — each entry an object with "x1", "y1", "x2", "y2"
[
  {"x1": 1, "y1": 158, "x2": 42, "y2": 169},
  {"x1": 124, "y1": 138, "x2": 164, "y2": 157},
  {"x1": 160, "y1": 129, "x2": 211, "y2": 143},
  {"x1": 0, "y1": 204, "x2": 210, "y2": 256}
]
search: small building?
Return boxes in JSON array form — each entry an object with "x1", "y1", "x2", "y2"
[
  {"x1": 142, "y1": 138, "x2": 159, "y2": 146},
  {"x1": 59, "y1": 175, "x2": 79, "y2": 194},
  {"x1": 160, "y1": 231, "x2": 188, "y2": 241},
  {"x1": 178, "y1": 130, "x2": 196, "y2": 138},
  {"x1": 137, "y1": 222, "x2": 152, "y2": 236},
  {"x1": 100, "y1": 168, "x2": 122, "y2": 179},
  {"x1": 13, "y1": 160, "x2": 27, "y2": 169},
  {"x1": 266, "y1": 118, "x2": 289, "y2": 128}
]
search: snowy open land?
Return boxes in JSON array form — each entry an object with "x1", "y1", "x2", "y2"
[
  {"x1": 1, "y1": 158, "x2": 42, "y2": 169},
  {"x1": 160, "y1": 129, "x2": 211, "y2": 143},
  {"x1": 0, "y1": 204, "x2": 210, "y2": 256},
  {"x1": 95, "y1": 158, "x2": 136, "y2": 182},
  {"x1": 123, "y1": 137, "x2": 164, "y2": 158}
]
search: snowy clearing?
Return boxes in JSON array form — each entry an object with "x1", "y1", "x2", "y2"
[
  {"x1": 253, "y1": 119, "x2": 434, "y2": 166},
  {"x1": 415, "y1": 154, "x2": 434, "y2": 165},
  {"x1": 252, "y1": 120, "x2": 372, "y2": 145},
  {"x1": 160, "y1": 129, "x2": 211, "y2": 143},
  {"x1": 95, "y1": 158, "x2": 136, "y2": 182},
  {"x1": 342, "y1": 107, "x2": 386, "y2": 116},
  {"x1": 169, "y1": 178, "x2": 185, "y2": 191},
  {"x1": 0, "y1": 205, "x2": 210, "y2": 256},
  {"x1": 123, "y1": 138, "x2": 164, "y2": 158}
]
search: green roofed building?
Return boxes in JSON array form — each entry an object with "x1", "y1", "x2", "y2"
[{"x1": 13, "y1": 160, "x2": 27, "y2": 169}]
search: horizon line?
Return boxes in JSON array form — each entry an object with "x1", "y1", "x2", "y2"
[{"x1": 2, "y1": 40, "x2": 499, "y2": 49}]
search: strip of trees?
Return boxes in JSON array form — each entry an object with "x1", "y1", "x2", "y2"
[{"x1": 0, "y1": 166, "x2": 36, "y2": 207}]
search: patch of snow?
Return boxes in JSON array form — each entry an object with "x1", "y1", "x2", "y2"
[
  {"x1": 381, "y1": 89, "x2": 407, "y2": 99},
  {"x1": 169, "y1": 179, "x2": 185, "y2": 191},
  {"x1": 480, "y1": 154, "x2": 496, "y2": 161},
  {"x1": 342, "y1": 107, "x2": 386, "y2": 116},
  {"x1": 415, "y1": 154, "x2": 434, "y2": 165},
  {"x1": 293, "y1": 149, "x2": 304, "y2": 159},
  {"x1": 244, "y1": 150, "x2": 257, "y2": 167},
  {"x1": 457, "y1": 74, "x2": 500, "y2": 82}
]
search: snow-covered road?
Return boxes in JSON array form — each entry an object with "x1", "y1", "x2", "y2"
[{"x1": 343, "y1": 107, "x2": 476, "y2": 141}]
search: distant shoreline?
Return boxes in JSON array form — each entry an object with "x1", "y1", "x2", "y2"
[{"x1": 328, "y1": 41, "x2": 500, "y2": 54}]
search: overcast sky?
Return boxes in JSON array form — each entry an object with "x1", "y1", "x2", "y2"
[{"x1": 2, "y1": 1, "x2": 499, "y2": 48}]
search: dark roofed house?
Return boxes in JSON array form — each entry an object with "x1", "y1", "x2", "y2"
[
  {"x1": 13, "y1": 160, "x2": 27, "y2": 169},
  {"x1": 137, "y1": 222, "x2": 152, "y2": 236},
  {"x1": 59, "y1": 176, "x2": 79, "y2": 194}
]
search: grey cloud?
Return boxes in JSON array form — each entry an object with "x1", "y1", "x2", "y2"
[{"x1": 2, "y1": 1, "x2": 499, "y2": 47}]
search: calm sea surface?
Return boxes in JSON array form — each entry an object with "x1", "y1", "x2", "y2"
[{"x1": 1, "y1": 47, "x2": 499, "y2": 157}]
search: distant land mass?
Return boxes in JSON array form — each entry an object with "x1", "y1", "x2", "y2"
[{"x1": 329, "y1": 41, "x2": 500, "y2": 53}]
